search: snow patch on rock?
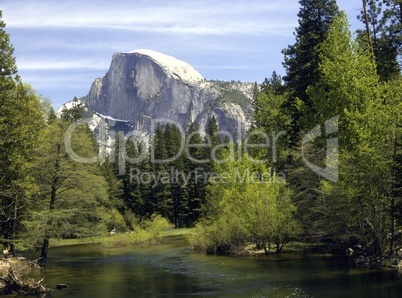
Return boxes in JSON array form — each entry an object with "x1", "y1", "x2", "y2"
[
  {"x1": 93, "y1": 112, "x2": 129, "y2": 123},
  {"x1": 128, "y1": 49, "x2": 204, "y2": 85}
]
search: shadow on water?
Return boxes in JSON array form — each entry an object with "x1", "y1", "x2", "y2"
[{"x1": 24, "y1": 236, "x2": 402, "y2": 297}]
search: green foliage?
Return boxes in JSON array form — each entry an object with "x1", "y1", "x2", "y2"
[
  {"x1": 308, "y1": 11, "x2": 378, "y2": 127},
  {"x1": 253, "y1": 87, "x2": 290, "y2": 173},
  {"x1": 282, "y1": 0, "x2": 339, "y2": 139},
  {"x1": 102, "y1": 214, "x2": 170, "y2": 248},
  {"x1": 60, "y1": 97, "x2": 84, "y2": 122},
  {"x1": 104, "y1": 208, "x2": 127, "y2": 233},
  {"x1": 150, "y1": 123, "x2": 173, "y2": 219},
  {"x1": 260, "y1": 71, "x2": 285, "y2": 95},
  {"x1": 119, "y1": 121, "x2": 210, "y2": 228},
  {"x1": 357, "y1": 0, "x2": 400, "y2": 81},
  {"x1": 142, "y1": 214, "x2": 170, "y2": 242},
  {"x1": 381, "y1": 0, "x2": 402, "y2": 68},
  {"x1": 218, "y1": 89, "x2": 249, "y2": 107},
  {"x1": 205, "y1": 115, "x2": 225, "y2": 164},
  {"x1": 208, "y1": 80, "x2": 252, "y2": 110},
  {"x1": 0, "y1": 10, "x2": 46, "y2": 253},
  {"x1": 301, "y1": 11, "x2": 402, "y2": 257},
  {"x1": 191, "y1": 150, "x2": 300, "y2": 254},
  {"x1": 183, "y1": 121, "x2": 206, "y2": 227},
  {"x1": 282, "y1": 0, "x2": 339, "y2": 101},
  {"x1": 2, "y1": 2, "x2": 402, "y2": 265},
  {"x1": 101, "y1": 232, "x2": 154, "y2": 248},
  {"x1": 296, "y1": 12, "x2": 377, "y2": 244},
  {"x1": 165, "y1": 124, "x2": 188, "y2": 228},
  {"x1": 0, "y1": 11, "x2": 17, "y2": 82},
  {"x1": 22, "y1": 117, "x2": 113, "y2": 263},
  {"x1": 250, "y1": 7, "x2": 402, "y2": 259}
]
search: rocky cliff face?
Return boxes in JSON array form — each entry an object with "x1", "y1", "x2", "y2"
[{"x1": 80, "y1": 49, "x2": 253, "y2": 143}]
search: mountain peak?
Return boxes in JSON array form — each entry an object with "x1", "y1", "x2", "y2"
[
  {"x1": 126, "y1": 49, "x2": 204, "y2": 84},
  {"x1": 83, "y1": 49, "x2": 253, "y2": 148}
]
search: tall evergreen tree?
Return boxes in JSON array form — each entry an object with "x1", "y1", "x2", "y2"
[
  {"x1": 164, "y1": 124, "x2": 187, "y2": 227},
  {"x1": 260, "y1": 71, "x2": 284, "y2": 96},
  {"x1": 357, "y1": 0, "x2": 400, "y2": 81},
  {"x1": 381, "y1": 0, "x2": 402, "y2": 67},
  {"x1": 204, "y1": 116, "x2": 223, "y2": 170},
  {"x1": 60, "y1": 97, "x2": 84, "y2": 122},
  {"x1": 126, "y1": 140, "x2": 151, "y2": 218},
  {"x1": 150, "y1": 123, "x2": 172, "y2": 219},
  {"x1": 282, "y1": 0, "x2": 339, "y2": 137},
  {"x1": 205, "y1": 116, "x2": 220, "y2": 148},
  {"x1": 184, "y1": 122, "x2": 206, "y2": 227},
  {"x1": 0, "y1": 11, "x2": 17, "y2": 86},
  {"x1": 120, "y1": 138, "x2": 137, "y2": 213}
]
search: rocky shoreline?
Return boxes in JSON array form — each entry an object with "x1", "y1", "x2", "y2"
[{"x1": 0, "y1": 257, "x2": 52, "y2": 295}]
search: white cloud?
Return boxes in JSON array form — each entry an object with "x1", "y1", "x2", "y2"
[
  {"x1": 197, "y1": 64, "x2": 269, "y2": 70},
  {"x1": 3, "y1": 0, "x2": 298, "y2": 36},
  {"x1": 20, "y1": 72, "x2": 96, "y2": 87},
  {"x1": 18, "y1": 60, "x2": 107, "y2": 71}
]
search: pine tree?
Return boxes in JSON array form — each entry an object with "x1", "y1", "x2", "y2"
[
  {"x1": 250, "y1": 82, "x2": 259, "y2": 118},
  {"x1": 357, "y1": 0, "x2": 400, "y2": 81},
  {"x1": 0, "y1": 11, "x2": 17, "y2": 87},
  {"x1": 150, "y1": 123, "x2": 172, "y2": 219},
  {"x1": 60, "y1": 96, "x2": 84, "y2": 122},
  {"x1": 120, "y1": 138, "x2": 138, "y2": 215},
  {"x1": 260, "y1": 71, "x2": 284, "y2": 95},
  {"x1": 101, "y1": 159, "x2": 124, "y2": 218},
  {"x1": 127, "y1": 141, "x2": 151, "y2": 218},
  {"x1": 282, "y1": 0, "x2": 339, "y2": 137},
  {"x1": 381, "y1": 0, "x2": 402, "y2": 67},
  {"x1": 204, "y1": 116, "x2": 222, "y2": 170},
  {"x1": 184, "y1": 122, "x2": 206, "y2": 227},
  {"x1": 164, "y1": 124, "x2": 187, "y2": 227},
  {"x1": 205, "y1": 116, "x2": 220, "y2": 147}
]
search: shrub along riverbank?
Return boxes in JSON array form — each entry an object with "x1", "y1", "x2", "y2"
[{"x1": 46, "y1": 221, "x2": 195, "y2": 249}]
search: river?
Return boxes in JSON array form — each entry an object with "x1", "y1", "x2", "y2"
[{"x1": 27, "y1": 235, "x2": 402, "y2": 297}]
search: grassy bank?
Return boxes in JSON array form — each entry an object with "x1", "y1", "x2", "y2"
[{"x1": 48, "y1": 226, "x2": 195, "y2": 248}]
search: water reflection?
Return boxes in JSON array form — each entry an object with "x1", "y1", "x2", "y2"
[{"x1": 25, "y1": 236, "x2": 402, "y2": 297}]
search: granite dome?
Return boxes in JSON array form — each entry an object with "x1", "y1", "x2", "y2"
[{"x1": 129, "y1": 50, "x2": 204, "y2": 85}]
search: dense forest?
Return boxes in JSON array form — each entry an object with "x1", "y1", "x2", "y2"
[{"x1": 1, "y1": 0, "x2": 402, "y2": 269}]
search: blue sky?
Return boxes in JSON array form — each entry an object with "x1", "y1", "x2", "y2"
[{"x1": 2, "y1": 0, "x2": 362, "y2": 109}]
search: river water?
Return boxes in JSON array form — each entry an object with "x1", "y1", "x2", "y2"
[{"x1": 28, "y1": 236, "x2": 402, "y2": 297}]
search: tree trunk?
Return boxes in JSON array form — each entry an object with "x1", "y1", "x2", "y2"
[
  {"x1": 262, "y1": 243, "x2": 269, "y2": 255},
  {"x1": 365, "y1": 219, "x2": 383, "y2": 259},
  {"x1": 174, "y1": 196, "x2": 178, "y2": 229},
  {"x1": 399, "y1": 3, "x2": 402, "y2": 24},
  {"x1": 389, "y1": 122, "x2": 399, "y2": 256},
  {"x1": 10, "y1": 198, "x2": 17, "y2": 257},
  {"x1": 362, "y1": 0, "x2": 376, "y2": 64},
  {"x1": 37, "y1": 143, "x2": 60, "y2": 267},
  {"x1": 389, "y1": 197, "x2": 395, "y2": 256},
  {"x1": 37, "y1": 237, "x2": 49, "y2": 267}
]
